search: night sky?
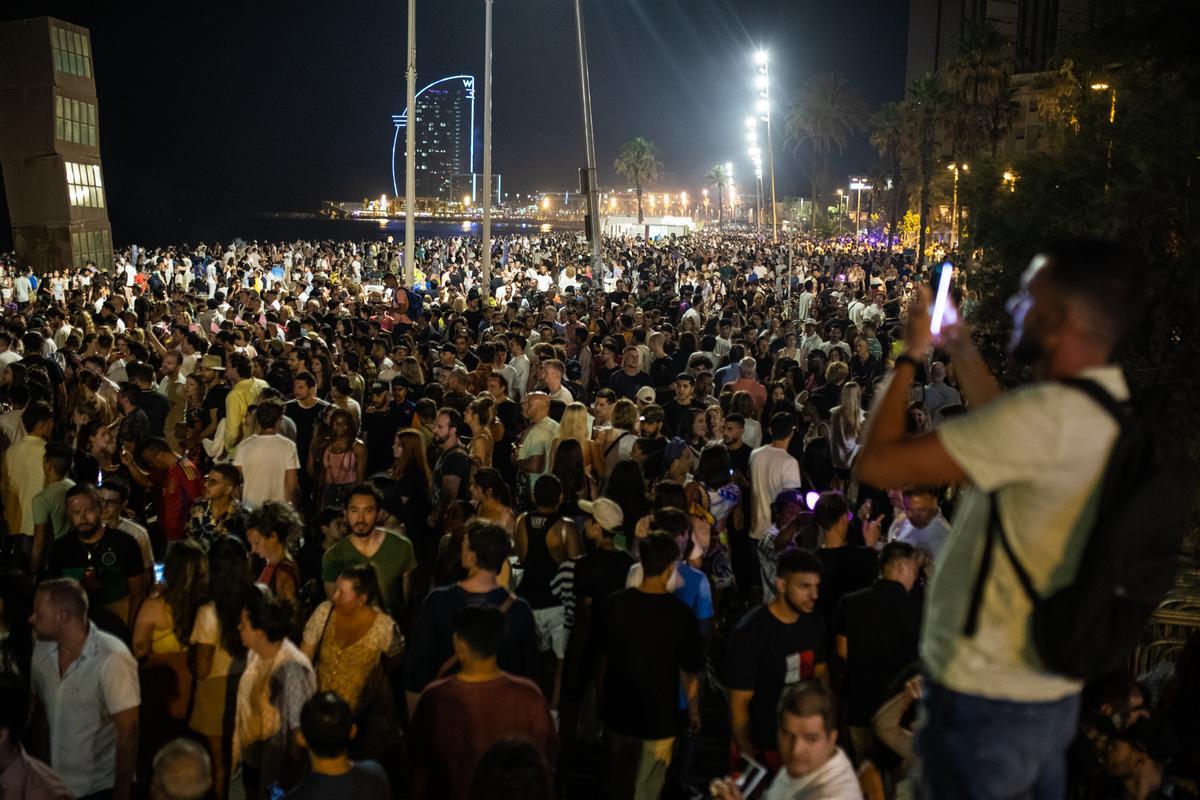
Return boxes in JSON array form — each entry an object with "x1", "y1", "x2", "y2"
[{"x1": 0, "y1": 0, "x2": 907, "y2": 245}]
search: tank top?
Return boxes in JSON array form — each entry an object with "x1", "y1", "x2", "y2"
[
  {"x1": 323, "y1": 446, "x2": 357, "y2": 485},
  {"x1": 519, "y1": 512, "x2": 562, "y2": 610}
]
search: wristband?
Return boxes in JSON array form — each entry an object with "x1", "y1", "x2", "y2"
[{"x1": 893, "y1": 354, "x2": 921, "y2": 372}]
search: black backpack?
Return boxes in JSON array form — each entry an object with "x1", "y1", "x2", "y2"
[{"x1": 963, "y1": 377, "x2": 1190, "y2": 680}]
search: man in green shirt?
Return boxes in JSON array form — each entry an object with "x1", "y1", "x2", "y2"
[
  {"x1": 31, "y1": 442, "x2": 76, "y2": 571},
  {"x1": 322, "y1": 483, "x2": 416, "y2": 618}
]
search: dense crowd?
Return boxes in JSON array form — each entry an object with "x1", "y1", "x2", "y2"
[{"x1": 0, "y1": 230, "x2": 1194, "y2": 800}]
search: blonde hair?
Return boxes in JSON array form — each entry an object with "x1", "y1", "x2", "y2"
[
  {"x1": 557, "y1": 402, "x2": 591, "y2": 446},
  {"x1": 833, "y1": 381, "x2": 864, "y2": 440}
]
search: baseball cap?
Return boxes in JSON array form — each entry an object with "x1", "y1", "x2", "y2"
[
  {"x1": 370, "y1": 381, "x2": 389, "y2": 394},
  {"x1": 579, "y1": 497, "x2": 624, "y2": 531},
  {"x1": 635, "y1": 386, "x2": 656, "y2": 405},
  {"x1": 201, "y1": 354, "x2": 225, "y2": 370},
  {"x1": 663, "y1": 437, "x2": 689, "y2": 466},
  {"x1": 640, "y1": 404, "x2": 665, "y2": 423}
]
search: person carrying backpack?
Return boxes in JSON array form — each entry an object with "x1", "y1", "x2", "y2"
[{"x1": 854, "y1": 240, "x2": 1188, "y2": 800}]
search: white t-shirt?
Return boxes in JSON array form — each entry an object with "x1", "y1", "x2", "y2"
[
  {"x1": 887, "y1": 513, "x2": 952, "y2": 560},
  {"x1": 233, "y1": 433, "x2": 300, "y2": 507},
  {"x1": 31, "y1": 625, "x2": 140, "y2": 797},
  {"x1": 763, "y1": 748, "x2": 863, "y2": 800},
  {"x1": 748, "y1": 444, "x2": 802, "y2": 540},
  {"x1": 927, "y1": 366, "x2": 1124, "y2": 702}
]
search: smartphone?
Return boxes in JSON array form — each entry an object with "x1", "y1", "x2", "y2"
[
  {"x1": 729, "y1": 755, "x2": 768, "y2": 796},
  {"x1": 153, "y1": 562, "x2": 165, "y2": 585},
  {"x1": 929, "y1": 261, "x2": 954, "y2": 336}
]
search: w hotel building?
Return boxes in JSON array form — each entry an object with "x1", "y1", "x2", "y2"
[{"x1": 0, "y1": 17, "x2": 113, "y2": 270}]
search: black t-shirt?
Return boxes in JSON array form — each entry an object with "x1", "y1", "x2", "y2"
[
  {"x1": 203, "y1": 385, "x2": 231, "y2": 424},
  {"x1": 726, "y1": 605, "x2": 827, "y2": 751},
  {"x1": 285, "y1": 398, "x2": 331, "y2": 469},
  {"x1": 361, "y1": 405, "x2": 401, "y2": 476},
  {"x1": 728, "y1": 442, "x2": 751, "y2": 478},
  {"x1": 572, "y1": 548, "x2": 635, "y2": 624},
  {"x1": 49, "y1": 528, "x2": 143, "y2": 607},
  {"x1": 431, "y1": 446, "x2": 470, "y2": 510},
  {"x1": 139, "y1": 389, "x2": 170, "y2": 437},
  {"x1": 608, "y1": 369, "x2": 652, "y2": 400},
  {"x1": 600, "y1": 589, "x2": 702, "y2": 740},
  {"x1": 815, "y1": 546, "x2": 879, "y2": 633},
  {"x1": 834, "y1": 579, "x2": 922, "y2": 725},
  {"x1": 282, "y1": 761, "x2": 390, "y2": 800},
  {"x1": 403, "y1": 585, "x2": 538, "y2": 693},
  {"x1": 662, "y1": 398, "x2": 705, "y2": 438}
]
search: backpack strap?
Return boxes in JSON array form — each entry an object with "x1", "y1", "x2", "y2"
[
  {"x1": 604, "y1": 431, "x2": 632, "y2": 457},
  {"x1": 436, "y1": 593, "x2": 519, "y2": 678},
  {"x1": 963, "y1": 494, "x2": 1039, "y2": 636},
  {"x1": 1059, "y1": 378, "x2": 1130, "y2": 427}
]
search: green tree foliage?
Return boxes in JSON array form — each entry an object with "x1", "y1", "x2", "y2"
[
  {"x1": 787, "y1": 73, "x2": 869, "y2": 230},
  {"x1": 961, "y1": 0, "x2": 1200, "y2": 545},
  {"x1": 705, "y1": 164, "x2": 731, "y2": 227},
  {"x1": 613, "y1": 137, "x2": 662, "y2": 227}
]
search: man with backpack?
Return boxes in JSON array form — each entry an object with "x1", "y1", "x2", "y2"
[{"x1": 855, "y1": 240, "x2": 1184, "y2": 799}]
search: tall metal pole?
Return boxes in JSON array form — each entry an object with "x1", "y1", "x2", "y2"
[
  {"x1": 481, "y1": 0, "x2": 493, "y2": 299},
  {"x1": 573, "y1": 0, "x2": 603, "y2": 277},
  {"x1": 403, "y1": 0, "x2": 417, "y2": 286},
  {"x1": 764, "y1": 58, "x2": 779, "y2": 243}
]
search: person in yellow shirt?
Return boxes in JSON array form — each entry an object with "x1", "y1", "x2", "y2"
[
  {"x1": 223, "y1": 353, "x2": 268, "y2": 457},
  {"x1": 1, "y1": 403, "x2": 53, "y2": 570}
]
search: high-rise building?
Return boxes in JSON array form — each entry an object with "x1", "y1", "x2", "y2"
[
  {"x1": 905, "y1": 0, "x2": 1092, "y2": 87},
  {"x1": 392, "y1": 75, "x2": 475, "y2": 201},
  {"x1": 904, "y1": 0, "x2": 1091, "y2": 154},
  {"x1": 0, "y1": 17, "x2": 113, "y2": 270},
  {"x1": 390, "y1": 74, "x2": 500, "y2": 203}
]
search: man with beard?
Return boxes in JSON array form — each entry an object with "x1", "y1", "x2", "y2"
[
  {"x1": 47, "y1": 484, "x2": 145, "y2": 638},
  {"x1": 28, "y1": 578, "x2": 140, "y2": 800},
  {"x1": 855, "y1": 240, "x2": 1144, "y2": 799},
  {"x1": 321, "y1": 482, "x2": 415, "y2": 623},
  {"x1": 726, "y1": 549, "x2": 827, "y2": 767},
  {"x1": 429, "y1": 408, "x2": 472, "y2": 530}
]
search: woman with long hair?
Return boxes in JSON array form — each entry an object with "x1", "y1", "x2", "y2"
[
  {"x1": 603, "y1": 460, "x2": 650, "y2": 545},
  {"x1": 466, "y1": 396, "x2": 496, "y2": 469},
  {"x1": 72, "y1": 419, "x2": 118, "y2": 486},
  {"x1": 470, "y1": 467, "x2": 517, "y2": 534},
  {"x1": 829, "y1": 381, "x2": 865, "y2": 490},
  {"x1": 550, "y1": 438, "x2": 591, "y2": 518},
  {"x1": 181, "y1": 372, "x2": 208, "y2": 463},
  {"x1": 313, "y1": 408, "x2": 367, "y2": 509},
  {"x1": 190, "y1": 537, "x2": 254, "y2": 800},
  {"x1": 300, "y1": 564, "x2": 403, "y2": 760},
  {"x1": 132, "y1": 539, "x2": 209, "y2": 758},
  {"x1": 550, "y1": 402, "x2": 602, "y2": 481},
  {"x1": 680, "y1": 407, "x2": 709, "y2": 458},
  {"x1": 245, "y1": 501, "x2": 303, "y2": 604}
]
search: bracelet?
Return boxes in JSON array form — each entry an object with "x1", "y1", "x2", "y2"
[{"x1": 893, "y1": 354, "x2": 921, "y2": 371}]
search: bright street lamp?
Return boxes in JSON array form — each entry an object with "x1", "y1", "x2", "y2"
[
  {"x1": 750, "y1": 49, "x2": 778, "y2": 241},
  {"x1": 754, "y1": 49, "x2": 768, "y2": 66}
]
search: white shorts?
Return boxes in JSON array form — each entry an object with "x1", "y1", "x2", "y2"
[{"x1": 532, "y1": 606, "x2": 566, "y2": 659}]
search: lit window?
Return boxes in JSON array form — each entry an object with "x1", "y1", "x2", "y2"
[
  {"x1": 64, "y1": 160, "x2": 106, "y2": 208},
  {"x1": 49, "y1": 26, "x2": 93, "y2": 79}
]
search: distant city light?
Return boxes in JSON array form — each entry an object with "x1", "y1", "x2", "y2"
[
  {"x1": 755, "y1": 98, "x2": 769, "y2": 114},
  {"x1": 754, "y1": 50, "x2": 768, "y2": 66}
]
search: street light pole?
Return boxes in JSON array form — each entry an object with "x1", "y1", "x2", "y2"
[
  {"x1": 755, "y1": 51, "x2": 778, "y2": 243},
  {"x1": 403, "y1": 0, "x2": 417, "y2": 286},
  {"x1": 573, "y1": 0, "x2": 603, "y2": 277},
  {"x1": 481, "y1": 0, "x2": 493, "y2": 299}
]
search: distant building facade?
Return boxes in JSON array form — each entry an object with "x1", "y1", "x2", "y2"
[
  {"x1": 904, "y1": 0, "x2": 1092, "y2": 156},
  {"x1": 0, "y1": 17, "x2": 113, "y2": 270},
  {"x1": 390, "y1": 74, "x2": 500, "y2": 203}
]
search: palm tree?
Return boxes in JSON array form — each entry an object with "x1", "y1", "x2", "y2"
[
  {"x1": 945, "y1": 21, "x2": 1018, "y2": 156},
  {"x1": 899, "y1": 74, "x2": 949, "y2": 265},
  {"x1": 613, "y1": 137, "x2": 662, "y2": 237},
  {"x1": 786, "y1": 72, "x2": 870, "y2": 229},
  {"x1": 870, "y1": 102, "x2": 905, "y2": 249},
  {"x1": 705, "y1": 164, "x2": 731, "y2": 227}
]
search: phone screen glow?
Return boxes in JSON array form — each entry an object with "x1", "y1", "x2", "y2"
[{"x1": 930, "y1": 264, "x2": 953, "y2": 335}]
